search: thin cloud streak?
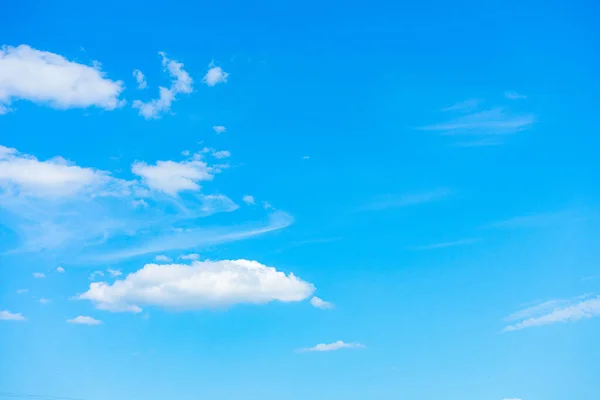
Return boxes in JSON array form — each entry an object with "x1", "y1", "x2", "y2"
[
  {"x1": 362, "y1": 188, "x2": 451, "y2": 211},
  {"x1": 420, "y1": 108, "x2": 535, "y2": 136},
  {"x1": 408, "y1": 238, "x2": 480, "y2": 251}
]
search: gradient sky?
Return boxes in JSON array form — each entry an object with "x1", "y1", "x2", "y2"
[{"x1": 1, "y1": 1, "x2": 599, "y2": 400}]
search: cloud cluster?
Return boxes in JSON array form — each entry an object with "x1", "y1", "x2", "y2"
[
  {"x1": 0, "y1": 44, "x2": 124, "y2": 114},
  {"x1": 132, "y1": 52, "x2": 193, "y2": 119},
  {"x1": 504, "y1": 295, "x2": 600, "y2": 331},
  {"x1": 78, "y1": 259, "x2": 315, "y2": 312}
]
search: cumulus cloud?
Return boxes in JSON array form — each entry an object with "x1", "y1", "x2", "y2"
[
  {"x1": 154, "y1": 254, "x2": 172, "y2": 262},
  {"x1": 56, "y1": 266, "x2": 65, "y2": 273},
  {"x1": 132, "y1": 69, "x2": 147, "y2": 89},
  {"x1": 67, "y1": 315, "x2": 102, "y2": 325},
  {"x1": 132, "y1": 159, "x2": 213, "y2": 195},
  {"x1": 297, "y1": 340, "x2": 365, "y2": 353},
  {"x1": 33, "y1": 272, "x2": 45, "y2": 278},
  {"x1": 310, "y1": 296, "x2": 335, "y2": 309},
  {"x1": 242, "y1": 195, "x2": 255, "y2": 205},
  {"x1": 0, "y1": 144, "x2": 123, "y2": 198},
  {"x1": 504, "y1": 295, "x2": 600, "y2": 332},
  {"x1": 0, "y1": 44, "x2": 124, "y2": 113},
  {"x1": 203, "y1": 62, "x2": 229, "y2": 86},
  {"x1": 78, "y1": 259, "x2": 314, "y2": 313},
  {"x1": 0, "y1": 310, "x2": 26, "y2": 321},
  {"x1": 132, "y1": 52, "x2": 192, "y2": 119},
  {"x1": 212, "y1": 125, "x2": 226, "y2": 134}
]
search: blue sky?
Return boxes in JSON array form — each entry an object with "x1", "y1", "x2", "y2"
[{"x1": 1, "y1": 1, "x2": 599, "y2": 399}]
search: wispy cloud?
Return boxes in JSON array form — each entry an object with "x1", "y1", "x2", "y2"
[
  {"x1": 442, "y1": 98, "x2": 481, "y2": 112},
  {"x1": 296, "y1": 340, "x2": 365, "y2": 353},
  {"x1": 362, "y1": 188, "x2": 451, "y2": 211},
  {"x1": 310, "y1": 296, "x2": 335, "y2": 309},
  {"x1": 408, "y1": 238, "x2": 480, "y2": 251},
  {"x1": 503, "y1": 294, "x2": 600, "y2": 332},
  {"x1": 486, "y1": 211, "x2": 585, "y2": 229},
  {"x1": 67, "y1": 315, "x2": 102, "y2": 325},
  {"x1": 505, "y1": 91, "x2": 527, "y2": 100},
  {"x1": 420, "y1": 108, "x2": 535, "y2": 136}
]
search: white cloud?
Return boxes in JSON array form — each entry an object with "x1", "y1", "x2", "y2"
[
  {"x1": 212, "y1": 125, "x2": 226, "y2": 134},
  {"x1": 132, "y1": 159, "x2": 213, "y2": 195},
  {"x1": 0, "y1": 310, "x2": 26, "y2": 321},
  {"x1": 67, "y1": 315, "x2": 102, "y2": 325},
  {"x1": 242, "y1": 195, "x2": 255, "y2": 205},
  {"x1": 409, "y1": 238, "x2": 480, "y2": 251},
  {"x1": 203, "y1": 62, "x2": 229, "y2": 86},
  {"x1": 297, "y1": 340, "x2": 365, "y2": 353},
  {"x1": 363, "y1": 188, "x2": 451, "y2": 211},
  {"x1": 180, "y1": 253, "x2": 200, "y2": 261},
  {"x1": 78, "y1": 259, "x2": 314, "y2": 313},
  {"x1": 0, "y1": 44, "x2": 124, "y2": 113},
  {"x1": 262, "y1": 201, "x2": 273, "y2": 210},
  {"x1": 132, "y1": 69, "x2": 147, "y2": 89},
  {"x1": 504, "y1": 295, "x2": 600, "y2": 332},
  {"x1": 16, "y1": 289, "x2": 28, "y2": 294},
  {"x1": 154, "y1": 254, "x2": 172, "y2": 262},
  {"x1": 39, "y1": 298, "x2": 51, "y2": 304},
  {"x1": 504, "y1": 91, "x2": 526, "y2": 100},
  {"x1": 212, "y1": 150, "x2": 231, "y2": 159},
  {"x1": 302, "y1": 156, "x2": 310, "y2": 160},
  {"x1": 310, "y1": 296, "x2": 334, "y2": 309},
  {"x1": 132, "y1": 52, "x2": 192, "y2": 119},
  {"x1": 89, "y1": 270, "x2": 105, "y2": 280},
  {"x1": 0, "y1": 144, "x2": 121, "y2": 198},
  {"x1": 56, "y1": 266, "x2": 65, "y2": 273},
  {"x1": 181, "y1": 150, "x2": 190, "y2": 156},
  {"x1": 33, "y1": 272, "x2": 45, "y2": 278},
  {"x1": 420, "y1": 108, "x2": 535, "y2": 136},
  {"x1": 107, "y1": 268, "x2": 122, "y2": 277}
]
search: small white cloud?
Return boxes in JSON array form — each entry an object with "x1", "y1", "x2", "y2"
[
  {"x1": 67, "y1": 315, "x2": 102, "y2": 325},
  {"x1": 132, "y1": 159, "x2": 214, "y2": 196},
  {"x1": 39, "y1": 298, "x2": 51, "y2": 304},
  {"x1": 212, "y1": 150, "x2": 230, "y2": 159},
  {"x1": 33, "y1": 272, "x2": 45, "y2": 279},
  {"x1": 504, "y1": 91, "x2": 527, "y2": 100},
  {"x1": 242, "y1": 195, "x2": 255, "y2": 205},
  {"x1": 203, "y1": 62, "x2": 229, "y2": 87},
  {"x1": 263, "y1": 201, "x2": 273, "y2": 210},
  {"x1": 0, "y1": 310, "x2": 26, "y2": 321},
  {"x1": 154, "y1": 254, "x2": 172, "y2": 262},
  {"x1": 56, "y1": 266, "x2": 65, "y2": 273},
  {"x1": 310, "y1": 296, "x2": 334, "y2": 309},
  {"x1": 302, "y1": 156, "x2": 310, "y2": 160},
  {"x1": 297, "y1": 340, "x2": 365, "y2": 353},
  {"x1": 89, "y1": 270, "x2": 105, "y2": 280},
  {"x1": 132, "y1": 52, "x2": 192, "y2": 119},
  {"x1": 181, "y1": 150, "x2": 190, "y2": 156},
  {"x1": 132, "y1": 69, "x2": 147, "y2": 89},
  {"x1": 212, "y1": 125, "x2": 226, "y2": 134},
  {"x1": 16, "y1": 289, "x2": 28, "y2": 294},
  {"x1": 107, "y1": 268, "x2": 122, "y2": 277},
  {"x1": 503, "y1": 295, "x2": 600, "y2": 332},
  {"x1": 78, "y1": 259, "x2": 315, "y2": 312},
  {"x1": 131, "y1": 199, "x2": 149, "y2": 208},
  {"x1": 180, "y1": 253, "x2": 200, "y2": 261},
  {"x1": 0, "y1": 44, "x2": 124, "y2": 113}
]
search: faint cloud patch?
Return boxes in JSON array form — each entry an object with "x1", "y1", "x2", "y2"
[{"x1": 362, "y1": 188, "x2": 451, "y2": 211}]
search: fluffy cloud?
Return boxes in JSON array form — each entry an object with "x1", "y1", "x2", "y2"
[
  {"x1": 212, "y1": 125, "x2": 226, "y2": 134},
  {"x1": 212, "y1": 150, "x2": 231, "y2": 159},
  {"x1": 78, "y1": 259, "x2": 314, "y2": 312},
  {"x1": 504, "y1": 295, "x2": 600, "y2": 332},
  {"x1": 0, "y1": 145, "x2": 120, "y2": 198},
  {"x1": 33, "y1": 272, "x2": 45, "y2": 278},
  {"x1": 132, "y1": 52, "x2": 192, "y2": 119},
  {"x1": 0, "y1": 310, "x2": 26, "y2": 321},
  {"x1": 297, "y1": 340, "x2": 365, "y2": 353},
  {"x1": 132, "y1": 69, "x2": 147, "y2": 89},
  {"x1": 132, "y1": 159, "x2": 213, "y2": 195},
  {"x1": 203, "y1": 62, "x2": 229, "y2": 86},
  {"x1": 310, "y1": 296, "x2": 334, "y2": 309},
  {"x1": 242, "y1": 195, "x2": 255, "y2": 205},
  {"x1": 0, "y1": 45, "x2": 124, "y2": 113},
  {"x1": 56, "y1": 266, "x2": 65, "y2": 273},
  {"x1": 67, "y1": 315, "x2": 102, "y2": 325}
]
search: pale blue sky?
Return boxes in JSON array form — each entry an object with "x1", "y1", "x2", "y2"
[{"x1": 1, "y1": 1, "x2": 599, "y2": 400}]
